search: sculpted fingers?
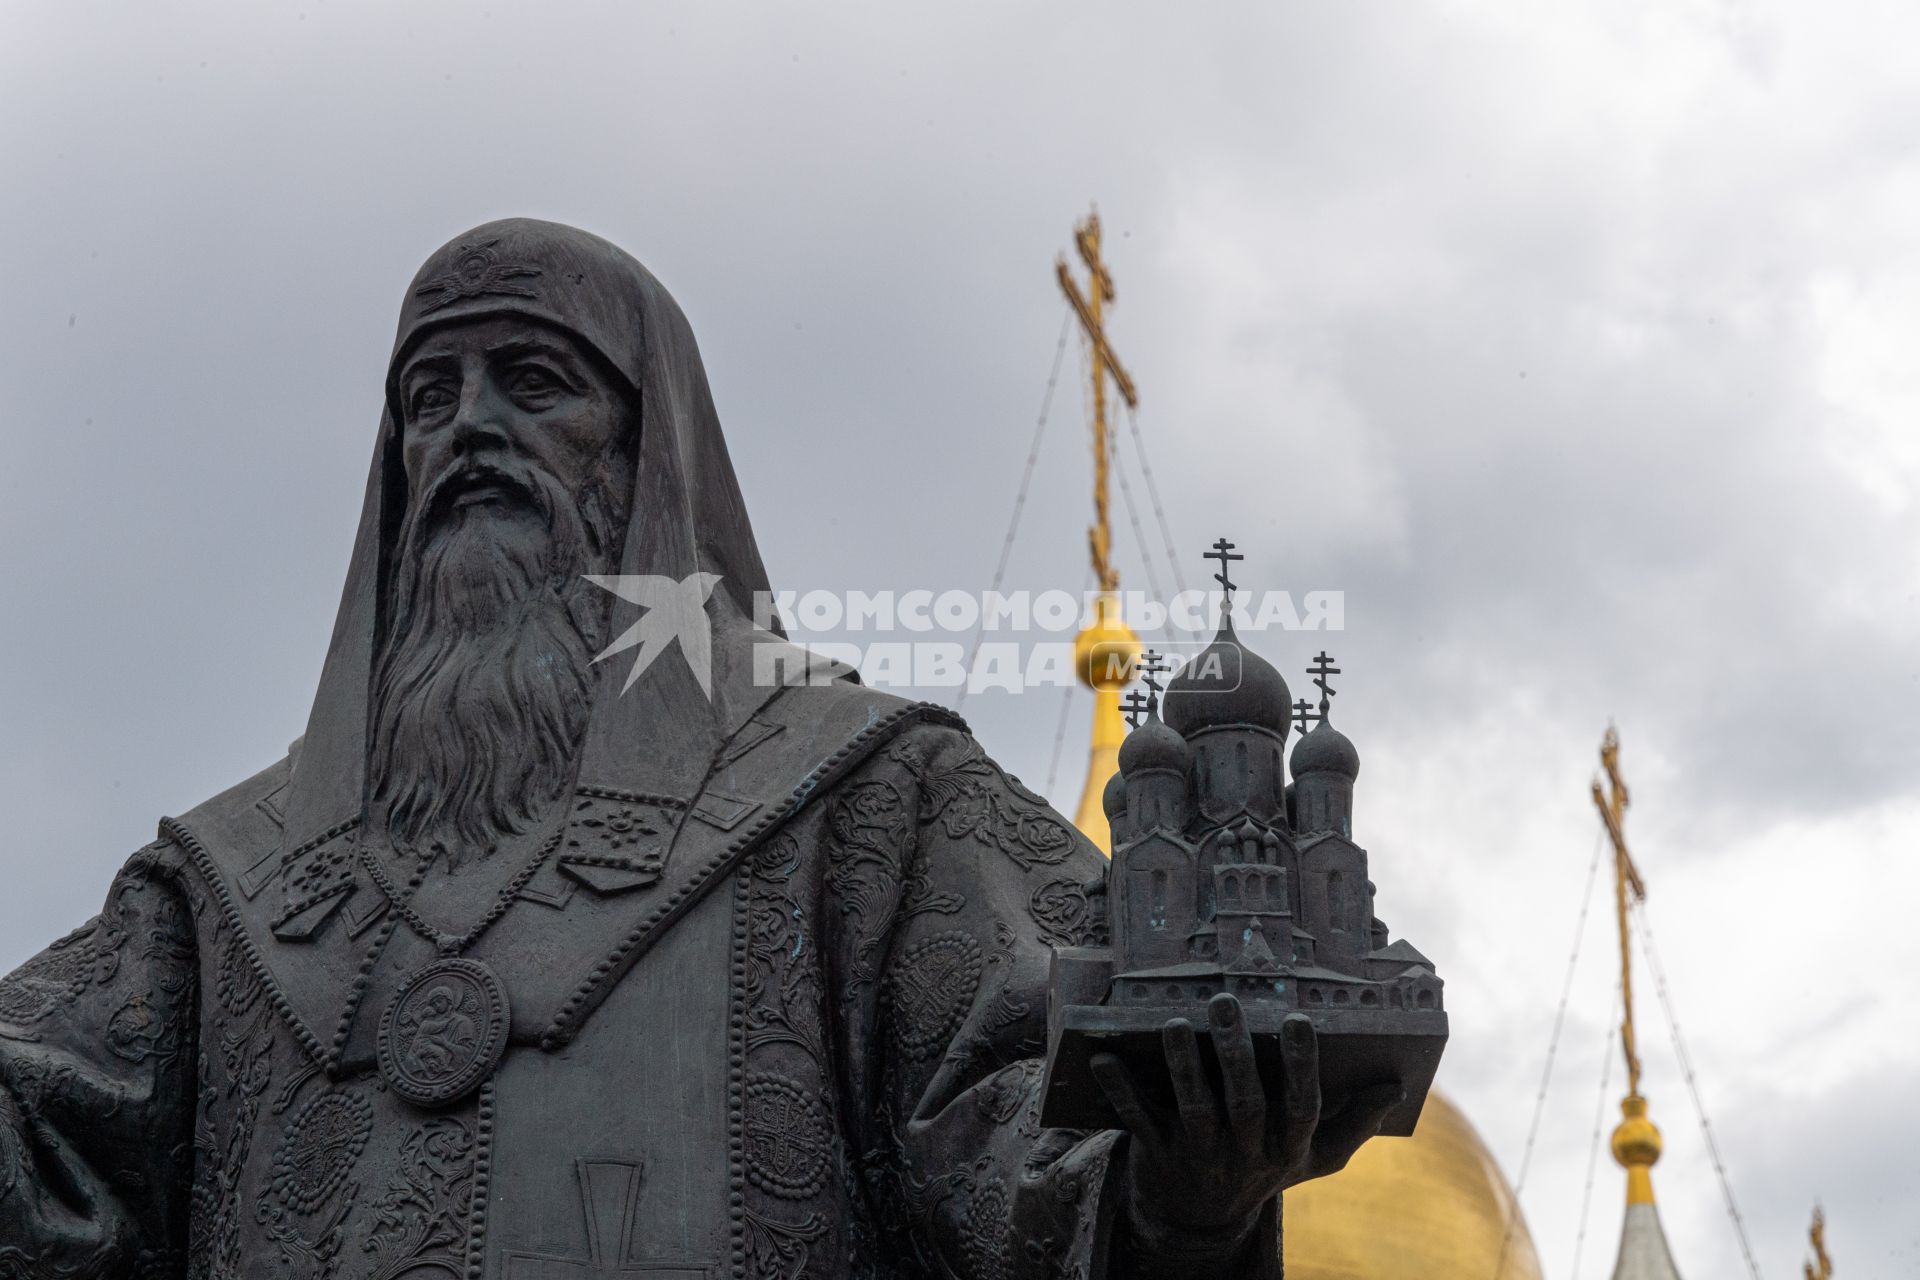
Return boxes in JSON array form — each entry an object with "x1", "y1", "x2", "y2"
[
  {"x1": 1276, "y1": 1013, "x2": 1321, "y2": 1173},
  {"x1": 1093, "y1": 1052, "x2": 1164, "y2": 1146},
  {"x1": 1163, "y1": 1018, "x2": 1216, "y2": 1139},
  {"x1": 1208, "y1": 994, "x2": 1265, "y2": 1160}
]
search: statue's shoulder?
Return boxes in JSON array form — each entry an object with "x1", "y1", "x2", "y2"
[
  {"x1": 790, "y1": 676, "x2": 950, "y2": 730},
  {"x1": 769, "y1": 684, "x2": 1093, "y2": 857},
  {"x1": 831, "y1": 698, "x2": 1052, "y2": 811},
  {"x1": 692, "y1": 679, "x2": 965, "y2": 819},
  {"x1": 161, "y1": 751, "x2": 300, "y2": 885},
  {"x1": 157, "y1": 748, "x2": 360, "y2": 963}
]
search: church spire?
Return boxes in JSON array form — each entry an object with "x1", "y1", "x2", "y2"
[
  {"x1": 1805, "y1": 1204, "x2": 1832, "y2": 1280},
  {"x1": 1591, "y1": 725, "x2": 1683, "y2": 1280},
  {"x1": 1061, "y1": 207, "x2": 1142, "y2": 852}
]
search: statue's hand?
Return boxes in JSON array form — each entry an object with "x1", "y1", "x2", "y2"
[{"x1": 1091, "y1": 994, "x2": 1402, "y2": 1262}]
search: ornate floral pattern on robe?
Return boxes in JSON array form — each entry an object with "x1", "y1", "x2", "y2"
[{"x1": 0, "y1": 724, "x2": 1284, "y2": 1279}]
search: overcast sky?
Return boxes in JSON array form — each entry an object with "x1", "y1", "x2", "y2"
[{"x1": 4, "y1": 1, "x2": 1917, "y2": 1274}]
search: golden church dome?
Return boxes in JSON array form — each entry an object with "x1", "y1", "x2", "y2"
[{"x1": 1283, "y1": 1090, "x2": 1544, "y2": 1280}]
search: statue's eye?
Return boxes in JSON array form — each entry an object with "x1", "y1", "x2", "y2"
[
  {"x1": 507, "y1": 365, "x2": 563, "y2": 400},
  {"x1": 411, "y1": 384, "x2": 456, "y2": 417}
]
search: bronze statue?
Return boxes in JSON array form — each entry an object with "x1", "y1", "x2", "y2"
[{"x1": 0, "y1": 219, "x2": 1412, "y2": 1279}]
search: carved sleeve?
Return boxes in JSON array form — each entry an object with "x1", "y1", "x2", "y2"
[
  {"x1": 0, "y1": 844, "x2": 198, "y2": 1276},
  {"x1": 817, "y1": 723, "x2": 1173, "y2": 1280}
]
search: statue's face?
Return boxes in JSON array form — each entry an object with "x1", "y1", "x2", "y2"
[
  {"x1": 395, "y1": 316, "x2": 630, "y2": 533},
  {"x1": 371, "y1": 316, "x2": 635, "y2": 862}
]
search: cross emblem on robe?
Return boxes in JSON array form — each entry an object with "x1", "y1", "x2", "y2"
[{"x1": 504, "y1": 1159, "x2": 710, "y2": 1279}]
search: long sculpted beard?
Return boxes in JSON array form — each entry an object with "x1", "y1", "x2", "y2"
[{"x1": 369, "y1": 460, "x2": 623, "y2": 867}]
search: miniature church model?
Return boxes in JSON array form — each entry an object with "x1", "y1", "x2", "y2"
[{"x1": 1041, "y1": 540, "x2": 1447, "y2": 1132}]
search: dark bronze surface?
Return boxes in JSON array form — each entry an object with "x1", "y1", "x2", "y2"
[
  {"x1": 0, "y1": 222, "x2": 1428, "y2": 1279},
  {"x1": 377, "y1": 957, "x2": 511, "y2": 1109}
]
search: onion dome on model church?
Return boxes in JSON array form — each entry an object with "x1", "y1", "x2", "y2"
[
  {"x1": 1162, "y1": 612, "x2": 1294, "y2": 738},
  {"x1": 1162, "y1": 534, "x2": 1291, "y2": 737},
  {"x1": 1117, "y1": 704, "x2": 1188, "y2": 775},
  {"x1": 1161, "y1": 539, "x2": 1292, "y2": 826},
  {"x1": 1290, "y1": 652, "x2": 1360, "y2": 838},
  {"x1": 1115, "y1": 653, "x2": 1192, "y2": 838},
  {"x1": 1101, "y1": 768, "x2": 1131, "y2": 845},
  {"x1": 1291, "y1": 716, "x2": 1360, "y2": 779}
]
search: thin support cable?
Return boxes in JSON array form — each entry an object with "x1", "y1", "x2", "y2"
[
  {"x1": 1571, "y1": 991, "x2": 1621, "y2": 1280},
  {"x1": 1492, "y1": 823, "x2": 1608, "y2": 1280},
  {"x1": 1110, "y1": 424, "x2": 1171, "y2": 639},
  {"x1": 1634, "y1": 906, "x2": 1765, "y2": 1280},
  {"x1": 958, "y1": 309, "x2": 1072, "y2": 711},
  {"x1": 1123, "y1": 401, "x2": 1190, "y2": 603},
  {"x1": 1042, "y1": 563, "x2": 1097, "y2": 800}
]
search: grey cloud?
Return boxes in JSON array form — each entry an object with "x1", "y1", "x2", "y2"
[{"x1": 3, "y1": 1, "x2": 1915, "y2": 1268}]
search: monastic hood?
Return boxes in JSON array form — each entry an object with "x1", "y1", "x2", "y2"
[{"x1": 280, "y1": 218, "x2": 791, "y2": 850}]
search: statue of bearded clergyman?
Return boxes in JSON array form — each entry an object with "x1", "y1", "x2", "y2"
[{"x1": 0, "y1": 220, "x2": 1398, "y2": 1278}]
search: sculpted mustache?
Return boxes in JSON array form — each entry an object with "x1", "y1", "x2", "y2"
[{"x1": 417, "y1": 460, "x2": 554, "y2": 529}]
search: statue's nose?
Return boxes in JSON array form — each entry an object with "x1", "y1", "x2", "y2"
[{"x1": 449, "y1": 398, "x2": 511, "y2": 458}]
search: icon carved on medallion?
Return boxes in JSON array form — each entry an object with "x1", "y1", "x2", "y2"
[{"x1": 377, "y1": 958, "x2": 510, "y2": 1109}]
